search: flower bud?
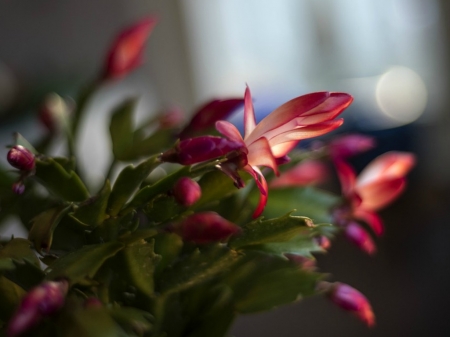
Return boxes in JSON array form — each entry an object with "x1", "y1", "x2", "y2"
[
  {"x1": 103, "y1": 17, "x2": 157, "y2": 80},
  {"x1": 179, "y1": 98, "x2": 244, "y2": 139},
  {"x1": 38, "y1": 93, "x2": 72, "y2": 132},
  {"x1": 329, "y1": 134, "x2": 375, "y2": 159},
  {"x1": 345, "y1": 222, "x2": 376, "y2": 255},
  {"x1": 314, "y1": 236, "x2": 331, "y2": 250},
  {"x1": 173, "y1": 177, "x2": 202, "y2": 207},
  {"x1": 12, "y1": 181, "x2": 25, "y2": 195},
  {"x1": 177, "y1": 212, "x2": 241, "y2": 244},
  {"x1": 7, "y1": 280, "x2": 68, "y2": 337},
  {"x1": 325, "y1": 282, "x2": 375, "y2": 327},
  {"x1": 270, "y1": 160, "x2": 329, "y2": 188},
  {"x1": 161, "y1": 136, "x2": 245, "y2": 165},
  {"x1": 7, "y1": 145, "x2": 35, "y2": 171}
]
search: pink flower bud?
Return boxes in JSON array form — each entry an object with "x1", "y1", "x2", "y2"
[
  {"x1": 345, "y1": 222, "x2": 376, "y2": 255},
  {"x1": 160, "y1": 136, "x2": 245, "y2": 165},
  {"x1": 315, "y1": 236, "x2": 331, "y2": 250},
  {"x1": 7, "y1": 146, "x2": 35, "y2": 171},
  {"x1": 7, "y1": 280, "x2": 68, "y2": 337},
  {"x1": 177, "y1": 212, "x2": 241, "y2": 244},
  {"x1": 329, "y1": 134, "x2": 376, "y2": 159},
  {"x1": 179, "y1": 98, "x2": 244, "y2": 139},
  {"x1": 103, "y1": 17, "x2": 157, "y2": 80},
  {"x1": 326, "y1": 282, "x2": 375, "y2": 327},
  {"x1": 173, "y1": 177, "x2": 202, "y2": 207},
  {"x1": 12, "y1": 181, "x2": 25, "y2": 195}
]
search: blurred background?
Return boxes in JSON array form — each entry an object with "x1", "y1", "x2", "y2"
[{"x1": 1, "y1": 0, "x2": 449, "y2": 335}]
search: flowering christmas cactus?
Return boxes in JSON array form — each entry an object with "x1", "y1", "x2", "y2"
[{"x1": 0, "y1": 17, "x2": 415, "y2": 337}]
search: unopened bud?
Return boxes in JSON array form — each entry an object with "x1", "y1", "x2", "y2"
[
  {"x1": 324, "y1": 282, "x2": 375, "y2": 327},
  {"x1": 161, "y1": 136, "x2": 245, "y2": 165},
  {"x1": 345, "y1": 222, "x2": 376, "y2": 255},
  {"x1": 179, "y1": 98, "x2": 244, "y2": 139},
  {"x1": 173, "y1": 177, "x2": 202, "y2": 207},
  {"x1": 103, "y1": 17, "x2": 157, "y2": 80},
  {"x1": 177, "y1": 212, "x2": 241, "y2": 244},
  {"x1": 7, "y1": 280, "x2": 68, "y2": 337},
  {"x1": 7, "y1": 146, "x2": 35, "y2": 171},
  {"x1": 315, "y1": 236, "x2": 331, "y2": 250}
]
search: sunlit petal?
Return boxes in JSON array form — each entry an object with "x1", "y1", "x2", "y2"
[
  {"x1": 244, "y1": 85, "x2": 257, "y2": 139},
  {"x1": 247, "y1": 137, "x2": 279, "y2": 175},
  {"x1": 270, "y1": 140, "x2": 298, "y2": 158},
  {"x1": 244, "y1": 166, "x2": 268, "y2": 218},
  {"x1": 357, "y1": 177, "x2": 406, "y2": 211},
  {"x1": 334, "y1": 159, "x2": 357, "y2": 197},
  {"x1": 216, "y1": 120, "x2": 245, "y2": 144},
  {"x1": 353, "y1": 209, "x2": 384, "y2": 236}
]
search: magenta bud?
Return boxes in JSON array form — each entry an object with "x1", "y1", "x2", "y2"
[
  {"x1": 345, "y1": 222, "x2": 376, "y2": 255},
  {"x1": 12, "y1": 181, "x2": 25, "y2": 195},
  {"x1": 179, "y1": 98, "x2": 244, "y2": 139},
  {"x1": 178, "y1": 212, "x2": 241, "y2": 244},
  {"x1": 315, "y1": 236, "x2": 331, "y2": 250},
  {"x1": 325, "y1": 282, "x2": 375, "y2": 327},
  {"x1": 161, "y1": 136, "x2": 245, "y2": 165},
  {"x1": 173, "y1": 177, "x2": 202, "y2": 206},
  {"x1": 329, "y1": 134, "x2": 375, "y2": 159},
  {"x1": 7, "y1": 146, "x2": 35, "y2": 171},
  {"x1": 7, "y1": 280, "x2": 68, "y2": 337}
]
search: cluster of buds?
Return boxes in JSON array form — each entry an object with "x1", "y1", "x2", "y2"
[
  {"x1": 7, "y1": 280, "x2": 69, "y2": 337},
  {"x1": 7, "y1": 145, "x2": 36, "y2": 195}
]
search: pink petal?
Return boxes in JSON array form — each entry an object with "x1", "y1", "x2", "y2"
[
  {"x1": 246, "y1": 92, "x2": 352, "y2": 145},
  {"x1": 244, "y1": 166, "x2": 268, "y2": 218},
  {"x1": 267, "y1": 119, "x2": 344, "y2": 148},
  {"x1": 357, "y1": 152, "x2": 416, "y2": 187},
  {"x1": 334, "y1": 159, "x2": 357, "y2": 197},
  {"x1": 353, "y1": 209, "x2": 384, "y2": 236},
  {"x1": 270, "y1": 140, "x2": 299, "y2": 158},
  {"x1": 357, "y1": 177, "x2": 406, "y2": 211},
  {"x1": 270, "y1": 160, "x2": 329, "y2": 188},
  {"x1": 244, "y1": 86, "x2": 257, "y2": 139},
  {"x1": 329, "y1": 134, "x2": 376, "y2": 159},
  {"x1": 216, "y1": 120, "x2": 245, "y2": 144},
  {"x1": 345, "y1": 222, "x2": 376, "y2": 255},
  {"x1": 246, "y1": 137, "x2": 279, "y2": 175}
]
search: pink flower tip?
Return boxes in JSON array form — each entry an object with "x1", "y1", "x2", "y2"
[
  {"x1": 7, "y1": 280, "x2": 68, "y2": 337},
  {"x1": 173, "y1": 177, "x2": 202, "y2": 207},
  {"x1": 103, "y1": 16, "x2": 157, "y2": 80},
  {"x1": 345, "y1": 222, "x2": 376, "y2": 255},
  {"x1": 270, "y1": 160, "x2": 329, "y2": 188},
  {"x1": 315, "y1": 236, "x2": 331, "y2": 250},
  {"x1": 177, "y1": 212, "x2": 241, "y2": 244},
  {"x1": 326, "y1": 282, "x2": 375, "y2": 327},
  {"x1": 329, "y1": 134, "x2": 376, "y2": 159},
  {"x1": 7, "y1": 145, "x2": 35, "y2": 171}
]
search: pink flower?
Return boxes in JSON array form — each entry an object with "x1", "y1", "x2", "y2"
[
  {"x1": 270, "y1": 160, "x2": 329, "y2": 188},
  {"x1": 335, "y1": 151, "x2": 416, "y2": 235},
  {"x1": 103, "y1": 17, "x2": 157, "y2": 80},
  {"x1": 326, "y1": 282, "x2": 375, "y2": 327},
  {"x1": 173, "y1": 177, "x2": 202, "y2": 207},
  {"x1": 216, "y1": 86, "x2": 353, "y2": 217},
  {"x1": 329, "y1": 134, "x2": 376, "y2": 159},
  {"x1": 177, "y1": 212, "x2": 241, "y2": 244},
  {"x1": 345, "y1": 222, "x2": 376, "y2": 255}
]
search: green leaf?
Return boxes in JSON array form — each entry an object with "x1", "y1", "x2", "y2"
[
  {"x1": 229, "y1": 213, "x2": 314, "y2": 249},
  {"x1": 72, "y1": 180, "x2": 111, "y2": 226},
  {"x1": 13, "y1": 132, "x2": 38, "y2": 154},
  {"x1": 118, "y1": 229, "x2": 158, "y2": 245},
  {"x1": 158, "y1": 245, "x2": 241, "y2": 296},
  {"x1": 225, "y1": 252, "x2": 322, "y2": 313},
  {"x1": 28, "y1": 204, "x2": 73, "y2": 254},
  {"x1": 193, "y1": 170, "x2": 240, "y2": 210},
  {"x1": 45, "y1": 242, "x2": 124, "y2": 284},
  {"x1": 260, "y1": 186, "x2": 340, "y2": 223},
  {"x1": 0, "y1": 238, "x2": 41, "y2": 268},
  {"x1": 57, "y1": 306, "x2": 128, "y2": 337},
  {"x1": 143, "y1": 195, "x2": 184, "y2": 223},
  {"x1": 107, "y1": 155, "x2": 160, "y2": 217},
  {"x1": 153, "y1": 233, "x2": 183, "y2": 277},
  {"x1": 118, "y1": 240, "x2": 161, "y2": 298},
  {"x1": 109, "y1": 307, "x2": 153, "y2": 336},
  {"x1": 131, "y1": 128, "x2": 176, "y2": 159},
  {"x1": 110, "y1": 99, "x2": 136, "y2": 161},
  {"x1": 34, "y1": 157, "x2": 90, "y2": 201},
  {"x1": 0, "y1": 276, "x2": 26, "y2": 321}
]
